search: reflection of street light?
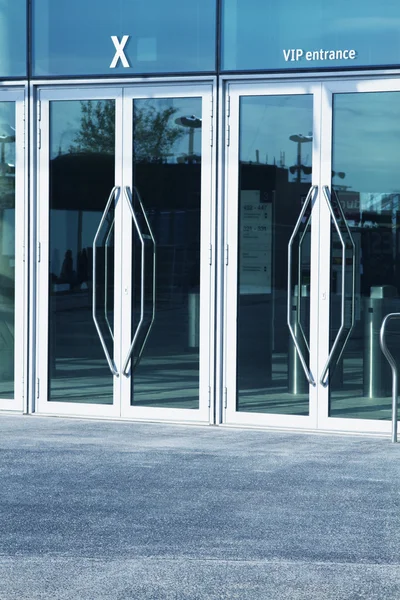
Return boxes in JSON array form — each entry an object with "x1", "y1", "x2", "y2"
[
  {"x1": 175, "y1": 115, "x2": 201, "y2": 163},
  {"x1": 289, "y1": 133, "x2": 312, "y2": 183},
  {"x1": 0, "y1": 123, "x2": 15, "y2": 176}
]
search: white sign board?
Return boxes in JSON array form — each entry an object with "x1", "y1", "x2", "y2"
[{"x1": 240, "y1": 190, "x2": 272, "y2": 294}]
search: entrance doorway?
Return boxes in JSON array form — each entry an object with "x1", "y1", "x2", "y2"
[
  {"x1": 224, "y1": 78, "x2": 400, "y2": 433},
  {"x1": 36, "y1": 83, "x2": 214, "y2": 421}
]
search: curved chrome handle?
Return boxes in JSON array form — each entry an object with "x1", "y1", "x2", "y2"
[
  {"x1": 92, "y1": 186, "x2": 119, "y2": 377},
  {"x1": 380, "y1": 313, "x2": 400, "y2": 443},
  {"x1": 320, "y1": 186, "x2": 355, "y2": 386},
  {"x1": 287, "y1": 185, "x2": 317, "y2": 386},
  {"x1": 104, "y1": 218, "x2": 115, "y2": 342},
  {"x1": 122, "y1": 186, "x2": 156, "y2": 376}
]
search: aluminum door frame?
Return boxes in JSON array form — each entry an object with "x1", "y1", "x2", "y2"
[
  {"x1": 0, "y1": 87, "x2": 27, "y2": 412},
  {"x1": 120, "y1": 83, "x2": 215, "y2": 424},
  {"x1": 317, "y1": 77, "x2": 400, "y2": 435},
  {"x1": 223, "y1": 81, "x2": 323, "y2": 429},
  {"x1": 36, "y1": 86, "x2": 123, "y2": 417}
]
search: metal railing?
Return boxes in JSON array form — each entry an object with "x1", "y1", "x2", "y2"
[{"x1": 379, "y1": 313, "x2": 400, "y2": 443}]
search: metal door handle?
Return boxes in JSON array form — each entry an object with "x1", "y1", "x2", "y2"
[
  {"x1": 122, "y1": 186, "x2": 156, "y2": 376},
  {"x1": 319, "y1": 186, "x2": 355, "y2": 386},
  {"x1": 104, "y1": 218, "x2": 115, "y2": 342},
  {"x1": 92, "y1": 186, "x2": 119, "y2": 377},
  {"x1": 287, "y1": 185, "x2": 318, "y2": 386}
]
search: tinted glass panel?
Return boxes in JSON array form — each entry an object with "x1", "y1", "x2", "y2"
[
  {"x1": 130, "y1": 97, "x2": 202, "y2": 409},
  {"x1": 49, "y1": 100, "x2": 116, "y2": 404},
  {"x1": 33, "y1": 0, "x2": 216, "y2": 76},
  {"x1": 329, "y1": 91, "x2": 400, "y2": 420},
  {"x1": 0, "y1": 1, "x2": 26, "y2": 77},
  {"x1": 222, "y1": 0, "x2": 400, "y2": 71},
  {"x1": 0, "y1": 102, "x2": 16, "y2": 399},
  {"x1": 237, "y1": 94, "x2": 313, "y2": 415}
]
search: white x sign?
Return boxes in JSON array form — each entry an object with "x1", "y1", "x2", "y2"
[{"x1": 110, "y1": 35, "x2": 130, "y2": 68}]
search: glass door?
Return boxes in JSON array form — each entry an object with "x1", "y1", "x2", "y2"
[
  {"x1": 120, "y1": 84, "x2": 213, "y2": 422},
  {"x1": 318, "y1": 79, "x2": 400, "y2": 434},
  {"x1": 36, "y1": 87, "x2": 123, "y2": 417},
  {"x1": 0, "y1": 89, "x2": 25, "y2": 412},
  {"x1": 224, "y1": 82, "x2": 322, "y2": 428},
  {"x1": 36, "y1": 84, "x2": 214, "y2": 422}
]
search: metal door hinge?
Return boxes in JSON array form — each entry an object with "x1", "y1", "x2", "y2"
[
  {"x1": 226, "y1": 124, "x2": 230, "y2": 146},
  {"x1": 226, "y1": 95, "x2": 230, "y2": 118},
  {"x1": 225, "y1": 244, "x2": 229, "y2": 266},
  {"x1": 208, "y1": 386, "x2": 211, "y2": 408},
  {"x1": 37, "y1": 242, "x2": 41, "y2": 263},
  {"x1": 36, "y1": 378, "x2": 40, "y2": 399},
  {"x1": 210, "y1": 124, "x2": 213, "y2": 147},
  {"x1": 224, "y1": 387, "x2": 228, "y2": 409},
  {"x1": 38, "y1": 101, "x2": 41, "y2": 121},
  {"x1": 38, "y1": 129, "x2": 41, "y2": 150},
  {"x1": 209, "y1": 244, "x2": 212, "y2": 266},
  {"x1": 22, "y1": 242, "x2": 25, "y2": 262},
  {"x1": 210, "y1": 96, "x2": 214, "y2": 118}
]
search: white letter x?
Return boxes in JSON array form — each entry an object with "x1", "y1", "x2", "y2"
[{"x1": 110, "y1": 35, "x2": 130, "y2": 68}]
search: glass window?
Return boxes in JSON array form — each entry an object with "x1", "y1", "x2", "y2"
[
  {"x1": 0, "y1": 1, "x2": 26, "y2": 77},
  {"x1": 33, "y1": 0, "x2": 216, "y2": 76},
  {"x1": 222, "y1": 0, "x2": 400, "y2": 71}
]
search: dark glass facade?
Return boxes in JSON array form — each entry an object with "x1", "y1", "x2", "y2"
[
  {"x1": 222, "y1": 0, "x2": 400, "y2": 72},
  {"x1": 33, "y1": 0, "x2": 216, "y2": 76},
  {"x1": 4, "y1": 1, "x2": 400, "y2": 78},
  {"x1": 0, "y1": 0, "x2": 26, "y2": 77}
]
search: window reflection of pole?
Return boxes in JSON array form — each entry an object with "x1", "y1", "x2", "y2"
[
  {"x1": 175, "y1": 115, "x2": 202, "y2": 163},
  {"x1": 289, "y1": 134, "x2": 312, "y2": 183},
  {"x1": 0, "y1": 123, "x2": 15, "y2": 177}
]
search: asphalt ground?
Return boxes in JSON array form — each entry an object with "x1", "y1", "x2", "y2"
[{"x1": 0, "y1": 415, "x2": 400, "y2": 599}]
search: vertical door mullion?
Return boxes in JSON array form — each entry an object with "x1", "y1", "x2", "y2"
[
  {"x1": 113, "y1": 91, "x2": 125, "y2": 415},
  {"x1": 317, "y1": 84, "x2": 334, "y2": 427},
  {"x1": 308, "y1": 83, "x2": 323, "y2": 428},
  {"x1": 119, "y1": 90, "x2": 134, "y2": 415},
  {"x1": 223, "y1": 86, "x2": 240, "y2": 424},
  {"x1": 36, "y1": 94, "x2": 50, "y2": 413}
]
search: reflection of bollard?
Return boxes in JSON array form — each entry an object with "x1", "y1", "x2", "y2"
[
  {"x1": 288, "y1": 285, "x2": 309, "y2": 395},
  {"x1": 188, "y1": 290, "x2": 200, "y2": 349},
  {"x1": 363, "y1": 285, "x2": 397, "y2": 398}
]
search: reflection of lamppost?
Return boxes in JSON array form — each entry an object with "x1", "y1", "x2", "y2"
[
  {"x1": 0, "y1": 123, "x2": 15, "y2": 177},
  {"x1": 289, "y1": 133, "x2": 312, "y2": 183},
  {"x1": 175, "y1": 115, "x2": 202, "y2": 163}
]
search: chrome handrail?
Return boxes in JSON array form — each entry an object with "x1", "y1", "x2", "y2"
[{"x1": 380, "y1": 313, "x2": 400, "y2": 443}]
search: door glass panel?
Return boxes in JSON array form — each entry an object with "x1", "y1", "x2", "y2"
[
  {"x1": 330, "y1": 91, "x2": 400, "y2": 420},
  {"x1": 0, "y1": 102, "x2": 16, "y2": 399},
  {"x1": 130, "y1": 97, "x2": 202, "y2": 409},
  {"x1": 48, "y1": 100, "x2": 116, "y2": 404},
  {"x1": 237, "y1": 94, "x2": 313, "y2": 414}
]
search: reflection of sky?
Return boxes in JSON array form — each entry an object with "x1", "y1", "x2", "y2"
[
  {"x1": 240, "y1": 95, "x2": 313, "y2": 181},
  {"x1": 332, "y1": 92, "x2": 400, "y2": 195},
  {"x1": 223, "y1": 0, "x2": 400, "y2": 70},
  {"x1": 51, "y1": 98, "x2": 202, "y2": 161}
]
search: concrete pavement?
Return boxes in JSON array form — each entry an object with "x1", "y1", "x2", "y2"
[{"x1": 0, "y1": 415, "x2": 400, "y2": 599}]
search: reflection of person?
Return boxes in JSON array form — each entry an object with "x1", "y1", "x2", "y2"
[{"x1": 60, "y1": 249, "x2": 77, "y2": 288}]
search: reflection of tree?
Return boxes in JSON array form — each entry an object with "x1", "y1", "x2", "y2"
[
  {"x1": 69, "y1": 101, "x2": 185, "y2": 162},
  {"x1": 69, "y1": 101, "x2": 115, "y2": 155},
  {"x1": 133, "y1": 105, "x2": 184, "y2": 162}
]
